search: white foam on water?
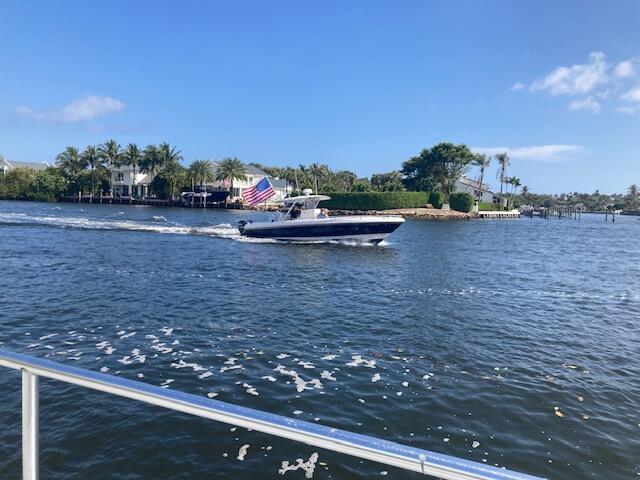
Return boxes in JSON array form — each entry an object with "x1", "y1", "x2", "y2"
[
  {"x1": 279, "y1": 453, "x2": 319, "y2": 478},
  {"x1": 237, "y1": 444, "x2": 250, "y2": 461},
  {"x1": 346, "y1": 355, "x2": 376, "y2": 368},
  {"x1": 0, "y1": 212, "x2": 269, "y2": 243},
  {"x1": 220, "y1": 364, "x2": 242, "y2": 373},
  {"x1": 171, "y1": 359, "x2": 207, "y2": 371},
  {"x1": 274, "y1": 365, "x2": 323, "y2": 392},
  {"x1": 320, "y1": 370, "x2": 336, "y2": 381}
]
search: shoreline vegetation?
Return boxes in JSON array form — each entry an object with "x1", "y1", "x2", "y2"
[{"x1": 2, "y1": 140, "x2": 639, "y2": 218}]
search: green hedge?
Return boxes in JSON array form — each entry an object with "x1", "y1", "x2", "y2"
[
  {"x1": 450, "y1": 192, "x2": 474, "y2": 213},
  {"x1": 478, "y1": 202, "x2": 499, "y2": 211},
  {"x1": 321, "y1": 192, "x2": 428, "y2": 210},
  {"x1": 428, "y1": 192, "x2": 445, "y2": 209}
]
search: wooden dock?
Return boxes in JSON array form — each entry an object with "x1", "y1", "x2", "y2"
[
  {"x1": 477, "y1": 209, "x2": 521, "y2": 219},
  {"x1": 59, "y1": 195, "x2": 244, "y2": 209}
]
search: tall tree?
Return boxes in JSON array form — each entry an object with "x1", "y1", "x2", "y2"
[
  {"x1": 189, "y1": 160, "x2": 215, "y2": 188},
  {"x1": 122, "y1": 143, "x2": 142, "y2": 197},
  {"x1": 215, "y1": 157, "x2": 247, "y2": 201},
  {"x1": 98, "y1": 139, "x2": 123, "y2": 196},
  {"x1": 158, "y1": 142, "x2": 182, "y2": 167},
  {"x1": 308, "y1": 163, "x2": 328, "y2": 193},
  {"x1": 401, "y1": 143, "x2": 475, "y2": 198},
  {"x1": 473, "y1": 154, "x2": 492, "y2": 203},
  {"x1": 401, "y1": 149, "x2": 438, "y2": 192},
  {"x1": 80, "y1": 145, "x2": 103, "y2": 195},
  {"x1": 140, "y1": 145, "x2": 163, "y2": 185},
  {"x1": 189, "y1": 160, "x2": 215, "y2": 207},
  {"x1": 56, "y1": 146, "x2": 87, "y2": 195},
  {"x1": 371, "y1": 171, "x2": 404, "y2": 192},
  {"x1": 495, "y1": 152, "x2": 510, "y2": 208},
  {"x1": 156, "y1": 159, "x2": 187, "y2": 201}
]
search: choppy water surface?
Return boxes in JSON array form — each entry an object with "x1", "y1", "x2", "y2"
[{"x1": 1, "y1": 200, "x2": 639, "y2": 479}]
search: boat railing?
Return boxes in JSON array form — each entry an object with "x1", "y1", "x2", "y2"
[{"x1": 0, "y1": 348, "x2": 543, "y2": 480}]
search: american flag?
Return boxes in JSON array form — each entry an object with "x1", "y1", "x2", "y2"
[{"x1": 242, "y1": 177, "x2": 276, "y2": 205}]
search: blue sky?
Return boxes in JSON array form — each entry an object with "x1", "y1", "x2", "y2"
[{"x1": 1, "y1": 1, "x2": 639, "y2": 193}]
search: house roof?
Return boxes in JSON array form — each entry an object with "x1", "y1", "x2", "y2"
[
  {"x1": 456, "y1": 176, "x2": 494, "y2": 193},
  {"x1": 1, "y1": 158, "x2": 50, "y2": 170},
  {"x1": 270, "y1": 178, "x2": 291, "y2": 189}
]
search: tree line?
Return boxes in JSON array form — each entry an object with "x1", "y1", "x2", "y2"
[
  {"x1": 1, "y1": 141, "x2": 522, "y2": 206},
  {"x1": 52, "y1": 140, "x2": 250, "y2": 200},
  {"x1": 4, "y1": 139, "x2": 639, "y2": 211}
]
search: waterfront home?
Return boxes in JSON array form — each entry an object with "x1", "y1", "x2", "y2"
[
  {"x1": 109, "y1": 160, "x2": 292, "y2": 202},
  {"x1": 206, "y1": 161, "x2": 293, "y2": 203},
  {"x1": 454, "y1": 175, "x2": 502, "y2": 205},
  {"x1": 111, "y1": 165, "x2": 153, "y2": 198},
  {"x1": 0, "y1": 156, "x2": 50, "y2": 174}
]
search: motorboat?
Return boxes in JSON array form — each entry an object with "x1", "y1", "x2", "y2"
[{"x1": 238, "y1": 194, "x2": 404, "y2": 243}]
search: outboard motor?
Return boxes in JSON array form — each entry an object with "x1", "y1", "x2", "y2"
[{"x1": 238, "y1": 220, "x2": 251, "y2": 234}]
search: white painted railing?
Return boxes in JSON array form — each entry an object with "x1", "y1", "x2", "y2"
[{"x1": 0, "y1": 348, "x2": 543, "y2": 480}]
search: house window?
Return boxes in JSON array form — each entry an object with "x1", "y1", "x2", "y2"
[{"x1": 116, "y1": 172, "x2": 124, "y2": 182}]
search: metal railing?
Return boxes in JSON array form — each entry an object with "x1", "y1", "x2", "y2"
[{"x1": 0, "y1": 348, "x2": 543, "y2": 480}]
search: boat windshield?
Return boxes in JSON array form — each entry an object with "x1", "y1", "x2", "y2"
[{"x1": 278, "y1": 195, "x2": 331, "y2": 220}]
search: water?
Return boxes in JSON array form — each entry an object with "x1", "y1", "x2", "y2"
[{"x1": 0, "y1": 200, "x2": 639, "y2": 479}]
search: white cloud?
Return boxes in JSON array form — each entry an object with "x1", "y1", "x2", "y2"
[
  {"x1": 568, "y1": 96, "x2": 601, "y2": 113},
  {"x1": 472, "y1": 145, "x2": 584, "y2": 162},
  {"x1": 530, "y1": 51, "x2": 608, "y2": 96},
  {"x1": 620, "y1": 86, "x2": 640, "y2": 103},
  {"x1": 15, "y1": 95, "x2": 125, "y2": 123},
  {"x1": 516, "y1": 52, "x2": 640, "y2": 114},
  {"x1": 613, "y1": 60, "x2": 635, "y2": 78},
  {"x1": 616, "y1": 105, "x2": 638, "y2": 115}
]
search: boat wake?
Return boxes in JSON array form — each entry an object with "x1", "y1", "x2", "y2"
[
  {"x1": 0, "y1": 212, "x2": 251, "y2": 240},
  {"x1": 0, "y1": 212, "x2": 388, "y2": 246}
]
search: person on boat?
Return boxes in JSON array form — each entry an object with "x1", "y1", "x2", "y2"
[
  {"x1": 318, "y1": 208, "x2": 330, "y2": 219},
  {"x1": 290, "y1": 205, "x2": 301, "y2": 219}
]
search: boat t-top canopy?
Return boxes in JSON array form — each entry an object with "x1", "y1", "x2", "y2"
[{"x1": 278, "y1": 194, "x2": 331, "y2": 206}]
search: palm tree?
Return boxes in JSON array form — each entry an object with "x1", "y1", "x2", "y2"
[
  {"x1": 56, "y1": 146, "x2": 87, "y2": 195},
  {"x1": 308, "y1": 163, "x2": 327, "y2": 193},
  {"x1": 158, "y1": 142, "x2": 182, "y2": 167},
  {"x1": 122, "y1": 143, "x2": 142, "y2": 198},
  {"x1": 98, "y1": 139, "x2": 123, "y2": 197},
  {"x1": 509, "y1": 177, "x2": 521, "y2": 208},
  {"x1": 139, "y1": 145, "x2": 163, "y2": 197},
  {"x1": 159, "y1": 160, "x2": 186, "y2": 201},
  {"x1": 495, "y1": 152, "x2": 510, "y2": 209},
  {"x1": 80, "y1": 145, "x2": 103, "y2": 195},
  {"x1": 473, "y1": 153, "x2": 491, "y2": 203},
  {"x1": 189, "y1": 160, "x2": 215, "y2": 207},
  {"x1": 215, "y1": 157, "x2": 247, "y2": 202}
]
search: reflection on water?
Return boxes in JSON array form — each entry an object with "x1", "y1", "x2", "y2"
[{"x1": 0, "y1": 200, "x2": 639, "y2": 479}]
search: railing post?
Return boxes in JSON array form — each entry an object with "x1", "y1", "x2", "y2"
[{"x1": 22, "y1": 369, "x2": 39, "y2": 480}]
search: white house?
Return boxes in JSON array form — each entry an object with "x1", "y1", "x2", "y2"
[
  {"x1": 110, "y1": 160, "x2": 292, "y2": 202},
  {"x1": 111, "y1": 165, "x2": 153, "y2": 198},
  {"x1": 207, "y1": 162, "x2": 293, "y2": 203},
  {"x1": 454, "y1": 175, "x2": 502, "y2": 204},
  {"x1": 1, "y1": 157, "x2": 50, "y2": 174}
]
